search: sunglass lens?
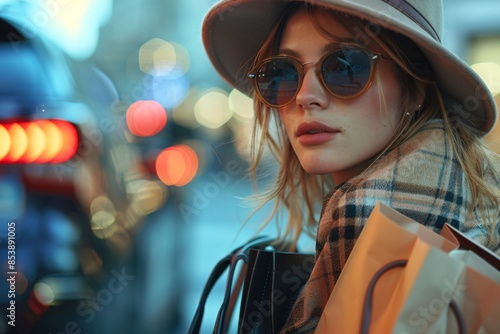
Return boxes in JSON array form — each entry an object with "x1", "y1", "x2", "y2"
[
  {"x1": 256, "y1": 60, "x2": 299, "y2": 106},
  {"x1": 322, "y1": 48, "x2": 372, "y2": 97}
]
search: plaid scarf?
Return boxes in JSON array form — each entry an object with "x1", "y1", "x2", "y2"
[{"x1": 280, "y1": 119, "x2": 500, "y2": 334}]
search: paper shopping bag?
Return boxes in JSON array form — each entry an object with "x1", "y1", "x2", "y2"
[
  {"x1": 314, "y1": 202, "x2": 500, "y2": 334},
  {"x1": 387, "y1": 241, "x2": 500, "y2": 333}
]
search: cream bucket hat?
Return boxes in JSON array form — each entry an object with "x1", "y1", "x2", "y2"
[{"x1": 202, "y1": 0, "x2": 497, "y2": 134}]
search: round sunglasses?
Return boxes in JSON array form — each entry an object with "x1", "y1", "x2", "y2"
[{"x1": 248, "y1": 46, "x2": 391, "y2": 108}]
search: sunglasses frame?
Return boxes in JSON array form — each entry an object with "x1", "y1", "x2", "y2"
[{"x1": 248, "y1": 46, "x2": 390, "y2": 108}]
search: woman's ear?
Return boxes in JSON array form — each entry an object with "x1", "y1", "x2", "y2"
[{"x1": 415, "y1": 84, "x2": 426, "y2": 111}]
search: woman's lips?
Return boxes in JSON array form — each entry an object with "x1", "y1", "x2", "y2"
[{"x1": 296, "y1": 121, "x2": 340, "y2": 145}]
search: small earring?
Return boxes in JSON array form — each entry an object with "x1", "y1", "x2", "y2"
[
  {"x1": 406, "y1": 111, "x2": 411, "y2": 116},
  {"x1": 416, "y1": 104, "x2": 422, "y2": 111}
]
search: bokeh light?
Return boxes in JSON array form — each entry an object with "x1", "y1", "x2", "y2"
[
  {"x1": 139, "y1": 38, "x2": 190, "y2": 78},
  {"x1": 33, "y1": 282, "x2": 55, "y2": 306},
  {"x1": 20, "y1": 122, "x2": 47, "y2": 163},
  {"x1": 0, "y1": 124, "x2": 12, "y2": 160},
  {"x1": 228, "y1": 89, "x2": 254, "y2": 119},
  {"x1": 90, "y1": 195, "x2": 117, "y2": 239},
  {"x1": 135, "y1": 39, "x2": 191, "y2": 109},
  {"x1": 194, "y1": 88, "x2": 233, "y2": 129},
  {"x1": 48, "y1": 120, "x2": 79, "y2": 163},
  {"x1": 129, "y1": 180, "x2": 168, "y2": 216},
  {"x1": 156, "y1": 145, "x2": 198, "y2": 186},
  {"x1": 36, "y1": 120, "x2": 64, "y2": 163},
  {"x1": 0, "y1": 120, "x2": 79, "y2": 164},
  {"x1": 126, "y1": 100, "x2": 167, "y2": 137},
  {"x1": 5, "y1": 123, "x2": 28, "y2": 162}
]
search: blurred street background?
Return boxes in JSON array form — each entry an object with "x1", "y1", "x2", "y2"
[{"x1": 0, "y1": 0, "x2": 499, "y2": 333}]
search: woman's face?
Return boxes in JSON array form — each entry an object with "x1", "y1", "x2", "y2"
[{"x1": 277, "y1": 8, "x2": 403, "y2": 184}]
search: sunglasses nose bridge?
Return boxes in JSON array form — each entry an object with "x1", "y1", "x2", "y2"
[
  {"x1": 301, "y1": 60, "x2": 319, "y2": 74},
  {"x1": 302, "y1": 60, "x2": 317, "y2": 67},
  {"x1": 294, "y1": 60, "x2": 332, "y2": 107},
  {"x1": 302, "y1": 58, "x2": 335, "y2": 96},
  {"x1": 297, "y1": 60, "x2": 322, "y2": 88}
]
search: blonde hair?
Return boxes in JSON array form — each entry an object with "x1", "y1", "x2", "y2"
[{"x1": 246, "y1": 3, "x2": 499, "y2": 248}]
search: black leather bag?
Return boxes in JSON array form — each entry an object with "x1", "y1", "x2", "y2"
[
  {"x1": 238, "y1": 249, "x2": 314, "y2": 334},
  {"x1": 188, "y1": 236, "x2": 314, "y2": 334}
]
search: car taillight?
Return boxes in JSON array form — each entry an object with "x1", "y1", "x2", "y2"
[{"x1": 0, "y1": 119, "x2": 78, "y2": 164}]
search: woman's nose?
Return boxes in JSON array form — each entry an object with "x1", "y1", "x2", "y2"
[{"x1": 295, "y1": 67, "x2": 330, "y2": 110}]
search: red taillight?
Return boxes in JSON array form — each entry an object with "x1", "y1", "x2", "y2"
[{"x1": 0, "y1": 119, "x2": 78, "y2": 164}]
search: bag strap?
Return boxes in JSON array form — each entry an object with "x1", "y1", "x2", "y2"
[
  {"x1": 223, "y1": 263, "x2": 248, "y2": 331},
  {"x1": 188, "y1": 236, "x2": 277, "y2": 334},
  {"x1": 214, "y1": 236, "x2": 280, "y2": 334},
  {"x1": 361, "y1": 260, "x2": 467, "y2": 334},
  {"x1": 187, "y1": 251, "x2": 237, "y2": 334}
]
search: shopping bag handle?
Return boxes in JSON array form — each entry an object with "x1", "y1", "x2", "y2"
[
  {"x1": 188, "y1": 236, "x2": 278, "y2": 334},
  {"x1": 187, "y1": 248, "x2": 238, "y2": 334},
  {"x1": 361, "y1": 260, "x2": 466, "y2": 334},
  {"x1": 214, "y1": 236, "x2": 278, "y2": 333}
]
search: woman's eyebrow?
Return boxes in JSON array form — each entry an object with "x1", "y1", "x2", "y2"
[
  {"x1": 321, "y1": 42, "x2": 355, "y2": 53},
  {"x1": 277, "y1": 42, "x2": 354, "y2": 58},
  {"x1": 276, "y1": 47, "x2": 301, "y2": 58}
]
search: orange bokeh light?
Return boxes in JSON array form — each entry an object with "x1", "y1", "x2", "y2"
[
  {"x1": 49, "y1": 120, "x2": 78, "y2": 163},
  {"x1": 36, "y1": 120, "x2": 65, "y2": 163},
  {"x1": 19, "y1": 122, "x2": 47, "y2": 163},
  {"x1": 156, "y1": 145, "x2": 198, "y2": 186},
  {"x1": 126, "y1": 100, "x2": 167, "y2": 137},
  {"x1": 0, "y1": 120, "x2": 78, "y2": 164},
  {"x1": 5, "y1": 123, "x2": 28, "y2": 162},
  {"x1": 0, "y1": 125, "x2": 11, "y2": 160}
]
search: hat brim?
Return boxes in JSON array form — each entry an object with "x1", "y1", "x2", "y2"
[{"x1": 202, "y1": 0, "x2": 497, "y2": 134}]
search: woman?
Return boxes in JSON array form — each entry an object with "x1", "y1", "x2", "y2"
[{"x1": 202, "y1": 0, "x2": 499, "y2": 332}]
